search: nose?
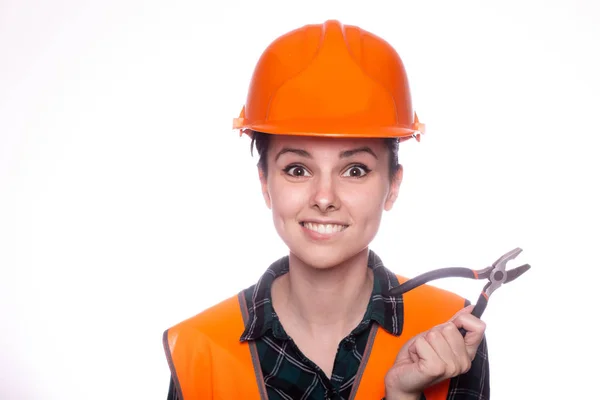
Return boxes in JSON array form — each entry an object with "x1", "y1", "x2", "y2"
[{"x1": 310, "y1": 174, "x2": 340, "y2": 213}]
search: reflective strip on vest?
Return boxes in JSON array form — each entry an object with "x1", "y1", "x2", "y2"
[{"x1": 163, "y1": 275, "x2": 465, "y2": 400}]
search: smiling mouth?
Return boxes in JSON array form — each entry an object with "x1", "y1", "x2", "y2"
[{"x1": 300, "y1": 222, "x2": 349, "y2": 234}]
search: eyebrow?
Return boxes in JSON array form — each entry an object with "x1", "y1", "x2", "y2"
[
  {"x1": 339, "y1": 146, "x2": 378, "y2": 159},
  {"x1": 274, "y1": 148, "x2": 312, "y2": 161},
  {"x1": 274, "y1": 146, "x2": 378, "y2": 161}
]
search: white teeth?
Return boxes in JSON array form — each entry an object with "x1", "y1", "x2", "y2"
[{"x1": 303, "y1": 222, "x2": 346, "y2": 234}]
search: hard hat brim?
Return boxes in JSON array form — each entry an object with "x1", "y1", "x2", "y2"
[{"x1": 233, "y1": 121, "x2": 424, "y2": 140}]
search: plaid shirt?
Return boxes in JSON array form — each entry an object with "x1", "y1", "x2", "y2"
[{"x1": 166, "y1": 250, "x2": 490, "y2": 399}]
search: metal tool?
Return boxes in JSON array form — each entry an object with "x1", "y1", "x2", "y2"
[{"x1": 389, "y1": 247, "x2": 531, "y2": 336}]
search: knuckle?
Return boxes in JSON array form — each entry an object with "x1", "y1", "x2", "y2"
[
  {"x1": 425, "y1": 330, "x2": 439, "y2": 341},
  {"x1": 445, "y1": 364, "x2": 457, "y2": 377},
  {"x1": 428, "y1": 362, "x2": 446, "y2": 378},
  {"x1": 442, "y1": 322, "x2": 456, "y2": 335},
  {"x1": 455, "y1": 313, "x2": 467, "y2": 322},
  {"x1": 453, "y1": 366, "x2": 462, "y2": 377},
  {"x1": 451, "y1": 361, "x2": 463, "y2": 376},
  {"x1": 461, "y1": 357, "x2": 472, "y2": 374}
]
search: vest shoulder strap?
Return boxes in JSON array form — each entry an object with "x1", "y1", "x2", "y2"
[{"x1": 163, "y1": 292, "x2": 265, "y2": 400}]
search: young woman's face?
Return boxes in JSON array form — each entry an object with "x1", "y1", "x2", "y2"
[{"x1": 260, "y1": 135, "x2": 402, "y2": 269}]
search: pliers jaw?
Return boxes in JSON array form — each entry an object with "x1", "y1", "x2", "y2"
[
  {"x1": 389, "y1": 247, "x2": 531, "y2": 336},
  {"x1": 479, "y1": 247, "x2": 531, "y2": 298}
]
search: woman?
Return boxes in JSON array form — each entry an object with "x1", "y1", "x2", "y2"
[{"x1": 164, "y1": 20, "x2": 489, "y2": 400}]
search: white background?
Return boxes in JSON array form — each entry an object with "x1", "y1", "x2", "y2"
[{"x1": 1, "y1": 0, "x2": 599, "y2": 399}]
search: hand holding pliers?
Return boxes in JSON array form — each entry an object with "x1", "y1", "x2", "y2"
[{"x1": 389, "y1": 247, "x2": 531, "y2": 336}]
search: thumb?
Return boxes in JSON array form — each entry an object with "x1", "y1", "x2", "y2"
[{"x1": 451, "y1": 304, "x2": 475, "y2": 320}]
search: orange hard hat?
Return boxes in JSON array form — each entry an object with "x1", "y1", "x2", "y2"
[{"x1": 233, "y1": 20, "x2": 425, "y2": 142}]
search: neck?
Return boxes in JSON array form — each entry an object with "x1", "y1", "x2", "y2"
[{"x1": 271, "y1": 248, "x2": 374, "y2": 338}]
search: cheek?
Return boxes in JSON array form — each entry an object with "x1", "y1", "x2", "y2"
[
  {"x1": 268, "y1": 180, "x2": 308, "y2": 219},
  {"x1": 342, "y1": 181, "x2": 389, "y2": 217}
]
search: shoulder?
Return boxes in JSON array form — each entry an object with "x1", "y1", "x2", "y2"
[
  {"x1": 165, "y1": 292, "x2": 247, "y2": 338},
  {"x1": 394, "y1": 274, "x2": 467, "y2": 328},
  {"x1": 395, "y1": 273, "x2": 467, "y2": 307}
]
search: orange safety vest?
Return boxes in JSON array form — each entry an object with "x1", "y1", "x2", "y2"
[{"x1": 163, "y1": 275, "x2": 465, "y2": 400}]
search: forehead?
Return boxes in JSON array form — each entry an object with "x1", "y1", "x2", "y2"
[{"x1": 268, "y1": 135, "x2": 387, "y2": 155}]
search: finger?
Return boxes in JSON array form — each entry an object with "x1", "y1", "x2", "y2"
[
  {"x1": 425, "y1": 327, "x2": 461, "y2": 377},
  {"x1": 394, "y1": 334, "x2": 421, "y2": 365},
  {"x1": 439, "y1": 322, "x2": 472, "y2": 374},
  {"x1": 451, "y1": 312, "x2": 486, "y2": 360},
  {"x1": 452, "y1": 311, "x2": 486, "y2": 341},
  {"x1": 410, "y1": 335, "x2": 446, "y2": 381}
]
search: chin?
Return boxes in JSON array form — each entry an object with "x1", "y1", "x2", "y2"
[{"x1": 288, "y1": 242, "x2": 369, "y2": 270}]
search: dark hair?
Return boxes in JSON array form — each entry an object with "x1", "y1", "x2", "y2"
[{"x1": 249, "y1": 131, "x2": 400, "y2": 181}]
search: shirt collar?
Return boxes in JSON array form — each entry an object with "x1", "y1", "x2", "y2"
[{"x1": 239, "y1": 250, "x2": 404, "y2": 342}]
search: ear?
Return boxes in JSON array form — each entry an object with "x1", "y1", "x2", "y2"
[
  {"x1": 258, "y1": 167, "x2": 272, "y2": 209},
  {"x1": 384, "y1": 164, "x2": 403, "y2": 211}
]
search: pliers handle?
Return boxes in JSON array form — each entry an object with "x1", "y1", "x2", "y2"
[{"x1": 389, "y1": 247, "x2": 531, "y2": 336}]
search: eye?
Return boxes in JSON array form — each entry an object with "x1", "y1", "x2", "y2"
[
  {"x1": 343, "y1": 165, "x2": 371, "y2": 178},
  {"x1": 283, "y1": 165, "x2": 311, "y2": 177}
]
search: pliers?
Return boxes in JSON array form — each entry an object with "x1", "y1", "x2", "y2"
[{"x1": 389, "y1": 247, "x2": 531, "y2": 336}]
